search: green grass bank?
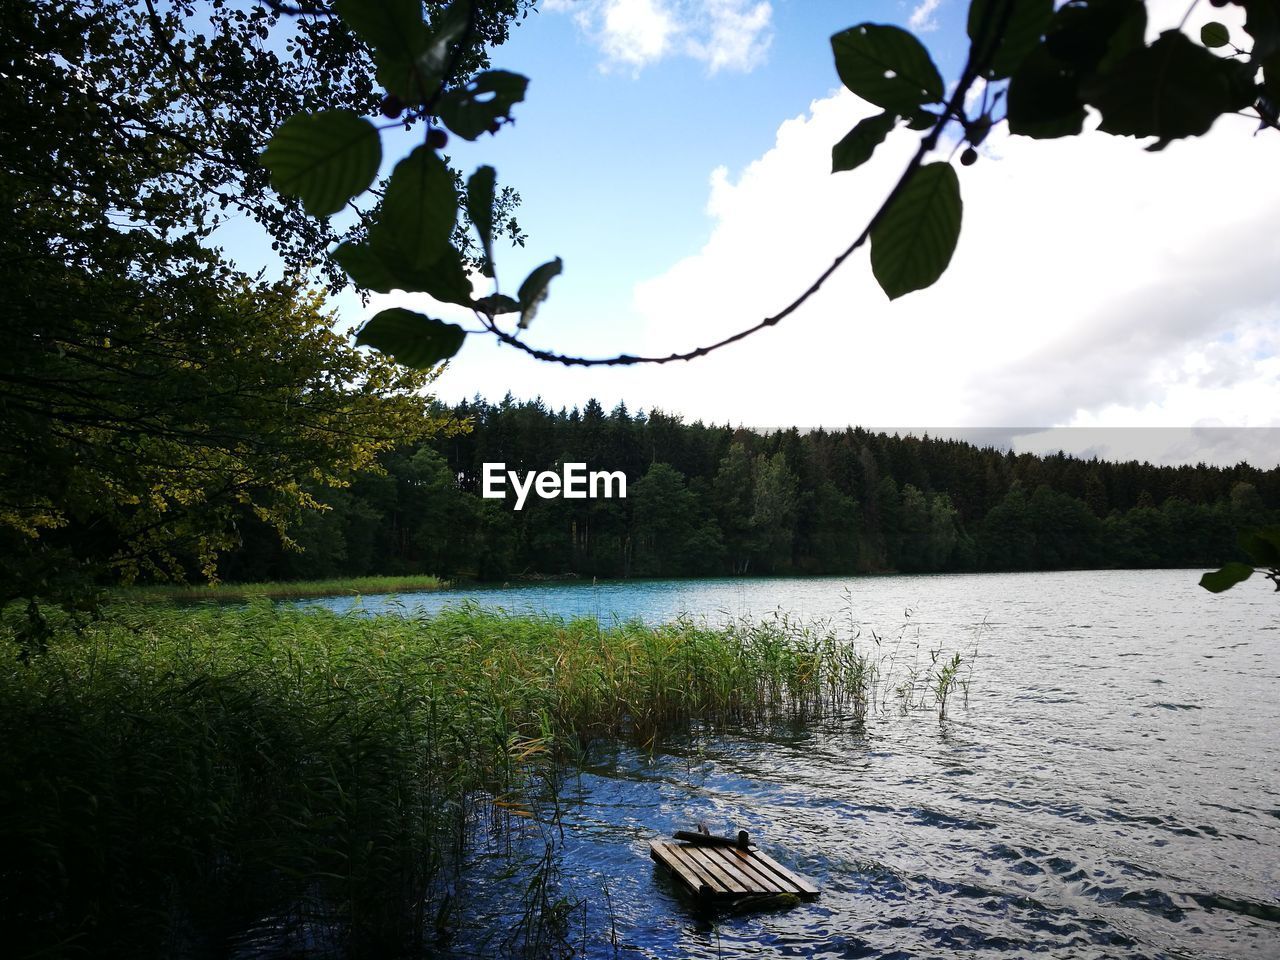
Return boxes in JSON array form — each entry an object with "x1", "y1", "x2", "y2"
[
  {"x1": 0, "y1": 603, "x2": 873, "y2": 958},
  {"x1": 114, "y1": 573, "x2": 446, "y2": 602}
]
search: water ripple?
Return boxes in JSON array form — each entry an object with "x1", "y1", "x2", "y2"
[{"x1": 312, "y1": 570, "x2": 1279, "y2": 959}]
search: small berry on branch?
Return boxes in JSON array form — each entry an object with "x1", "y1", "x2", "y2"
[{"x1": 380, "y1": 94, "x2": 404, "y2": 119}]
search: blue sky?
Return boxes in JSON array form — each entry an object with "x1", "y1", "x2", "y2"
[
  {"x1": 388, "y1": 0, "x2": 963, "y2": 358},
  {"x1": 223, "y1": 0, "x2": 1280, "y2": 466}
]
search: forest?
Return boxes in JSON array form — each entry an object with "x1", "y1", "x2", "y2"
[{"x1": 215, "y1": 397, "x2": 1280, "y2": 584}]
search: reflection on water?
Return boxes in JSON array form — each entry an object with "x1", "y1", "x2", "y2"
[{"x1": 303, "y1": 570, "x2": 1280, "y2": 959}]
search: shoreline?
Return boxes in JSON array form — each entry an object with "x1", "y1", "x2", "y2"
[{"x1": 115, "y1": 574, "x2": 447, "y2": 602}]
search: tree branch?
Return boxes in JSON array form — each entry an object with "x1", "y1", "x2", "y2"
[{"x1": 478, "y1": 1, "x2": 1015, "y2": 367}]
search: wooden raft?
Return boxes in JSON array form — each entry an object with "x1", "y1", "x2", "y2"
[{"x1": 649, "y1": 831, "x2": 819, "y2": 906}]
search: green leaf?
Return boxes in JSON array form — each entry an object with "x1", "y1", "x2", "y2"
[
  {"x1": 401, "y1": 244, "x2": 474, "y2": 307},
  {"x1": 379, "y1": 146, "x2": 457, "y2": 270},
  {"x1": 352, "y1": 234, "x2": 473, "y2": 306},
  {"x1": 1239, "y1": 527, "x2": 1280, "y2": 566},
  {"x1": 334, "y1": 241, "x2": 400, "y2": 292},
  {"x1": 832, "y1": 112, "x2": 896, "y2": 173},
  {"x1": 1242, "y1": 0, "x2": 1280, "y2": 59},
  {"x1": 438, "y1": 70, "x2": 529, "y2": 141},
  {"x1": 467, "y1": 166, "x2": 496, "y2": 277},
  {"x1": 261, "y1": 110, "x2": 381, "y2": 217},
  {"x1": 374, "y1": 56, "x2": 430, "y2": 104},
  {"x1": 968, "y1": 0, "x2": 1054, "y2": 79},
  {"x1": 1199, "y1": 562, "x2": 1254, "y2": 593},
  {"x1": 374, "y1": 48, "x2": 444, "y2": 104},
  {"x1": 831, "y1": 24, "x2": 944, "y2": 112},
  {"x1": 1200, "y1": 21, "x2": 1230, "y2": 49},
  {"x1": 423, "y1": 0, "x2": 473, "y2": 73},
  {"x1": 1263, "y1": 51, "x2": 1280, "y2": 105},
  {"x1": 336, "y1": 238, "x2": 473, "y2": 306},
  {"x1": 475, "y1": 293, "x2": 520, "y2": 316},
  {"x1": 870, "y1": 161, "x2": 962, "y2": 300},
  {"x1": 355, "y1": 308, "x2": 466, "y2": 368},
  {"x1": 368, "y1": 1, "x2": 473, "y2": 103},
  {"x1": 1083, "y1": 31, "x2": 1257, "y2": 142},
  {"x1": 340, "y1": 147, "x2": 470, "y2": 304},
  {"x1": 1045, "y1": 0, "x2": 1147, "y2": 74},
  {"x1": 333, "y1": 0, "x2": 428, "y2": 62},
  {"x1": 1005, "y1": 0, "x2": 1148, "y2": 142},
  {"x1": 1007, "y1": 46, "x2": 1087, "y2": 138},
  {"x1": 517, "y1": 258, "x2": 563, "y2": 329},
  {"x1": 906, "y1": 109, "x2": 938, "y2": 130}
]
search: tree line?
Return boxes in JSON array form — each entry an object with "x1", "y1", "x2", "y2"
[{"x1": 215, "y1": 397, "x2": 1279, "y2": 583}]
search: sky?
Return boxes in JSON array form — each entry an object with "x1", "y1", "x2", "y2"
[{"x1": 227, "y1": 0, "x2": 1280, "y2": 467}]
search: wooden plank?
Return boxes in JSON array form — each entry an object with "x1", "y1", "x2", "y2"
[
  {"x1": 660, "y1": 844, "x2": 732, "y2": 901},
  {"x1": 650, "y1": 840, "x2": 713, "y2": 896},
  {"x1": 744, "y1": 850, "x2": 818, "y2": 897},
  {"x1": 721, "y1": 855, "x2": 798, "y2": 901},
  {"x1": 702, "y1": 847, "x2": 789, "y2": 895},
  {"x1": 738, "y1": 847, "x2": 820, "y2": 896},
  {"x1": 731, "y1": 852, "x2": 798, "y2": 895},
  {"x1": 713, "y1": 847, "x2": 786, "y2": 894},
  {"x1": 650, "y1": 841, "x2": 733, "y2": 898},
  {"x1": 685, "y1": 845, "x2": 771, "y2": 895},
  {"x1": 651, "y1": 838, "x2": 820, "y2": 903},
  {"x1": 670, "y1": 845, "x2": 741, "y2": 899},
  {"x1": 682, "y1": 846, "x2": 755, "y2": 894},
  {"x1": 651, "y1": 842, "x2": 711, "y2": 897}
]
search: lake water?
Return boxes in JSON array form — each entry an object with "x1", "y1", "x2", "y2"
[{"x1": 308, "y1": 570, "x2": 1280, "y2": 959}]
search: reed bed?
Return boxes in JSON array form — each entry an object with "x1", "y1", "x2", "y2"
[{"x1": 0, "y1": 603, "x2": 873, "y2": 958}]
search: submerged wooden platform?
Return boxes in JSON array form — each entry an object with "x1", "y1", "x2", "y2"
[{"x1": 649, "y1": 833, "x2": 819, "y2": 906}]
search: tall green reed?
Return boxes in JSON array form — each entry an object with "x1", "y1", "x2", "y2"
[{"x1": 0, "y1": 602, "x2": 876, "y2": 958}]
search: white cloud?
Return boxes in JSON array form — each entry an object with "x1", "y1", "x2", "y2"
[
  {"x1": 686, "y1": 0, "x2": 773, "y2": 73},
  {"x1": 548, "y1": 0, "x2": 772, "y2": 74},
  {"x1": 908, "y1": 0, "x2": 944, "y2": 32},
  {"x1": 388, "y1": 0, "x2": 1278, "y2": 466},
  {"x1": 623, "y1": 87, "x2": 1280, "y2": 446},
  {"x1": 600, "y1": 0, "x2": 678, "y2": 69}
]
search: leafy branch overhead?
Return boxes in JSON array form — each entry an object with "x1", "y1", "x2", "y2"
[
  {"x1": 262, "y1": 0, "x2": 557, "y2": 371},
  {"x1": 1200, "y1": 527, "x2": 1280, "y2": 594},
  {"x1": 263, "y1": 0, "x2": 1279, "y2": 371},
  {"x1": 830, "y1": 0, "x2": 1274, "y2": 305}
]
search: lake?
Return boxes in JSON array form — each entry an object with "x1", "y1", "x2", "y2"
[{"x1": 306, "y1": 570, "x2": 1279, "y2": 959}]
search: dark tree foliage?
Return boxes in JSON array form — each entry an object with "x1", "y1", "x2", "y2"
[
  {"x1": 213, "y1": 398, "x2": 1280, "y2": 583},
  {"x1": 0, "y1": 223, "x2": 439, "y2": 608},
  {"x1": 3, "y1": 0, "x2": 530, "y2": 290},
  {"x1": 0, "y1": 0, "x2": 543, "y2": 615}
]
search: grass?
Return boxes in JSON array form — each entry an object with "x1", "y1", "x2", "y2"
[
  {"x1": 113, "y1": 573, "x2": 447, "y2": 602},
  {"x1": 0, "y1": 602, "x2": 877, "y2": 958}
]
